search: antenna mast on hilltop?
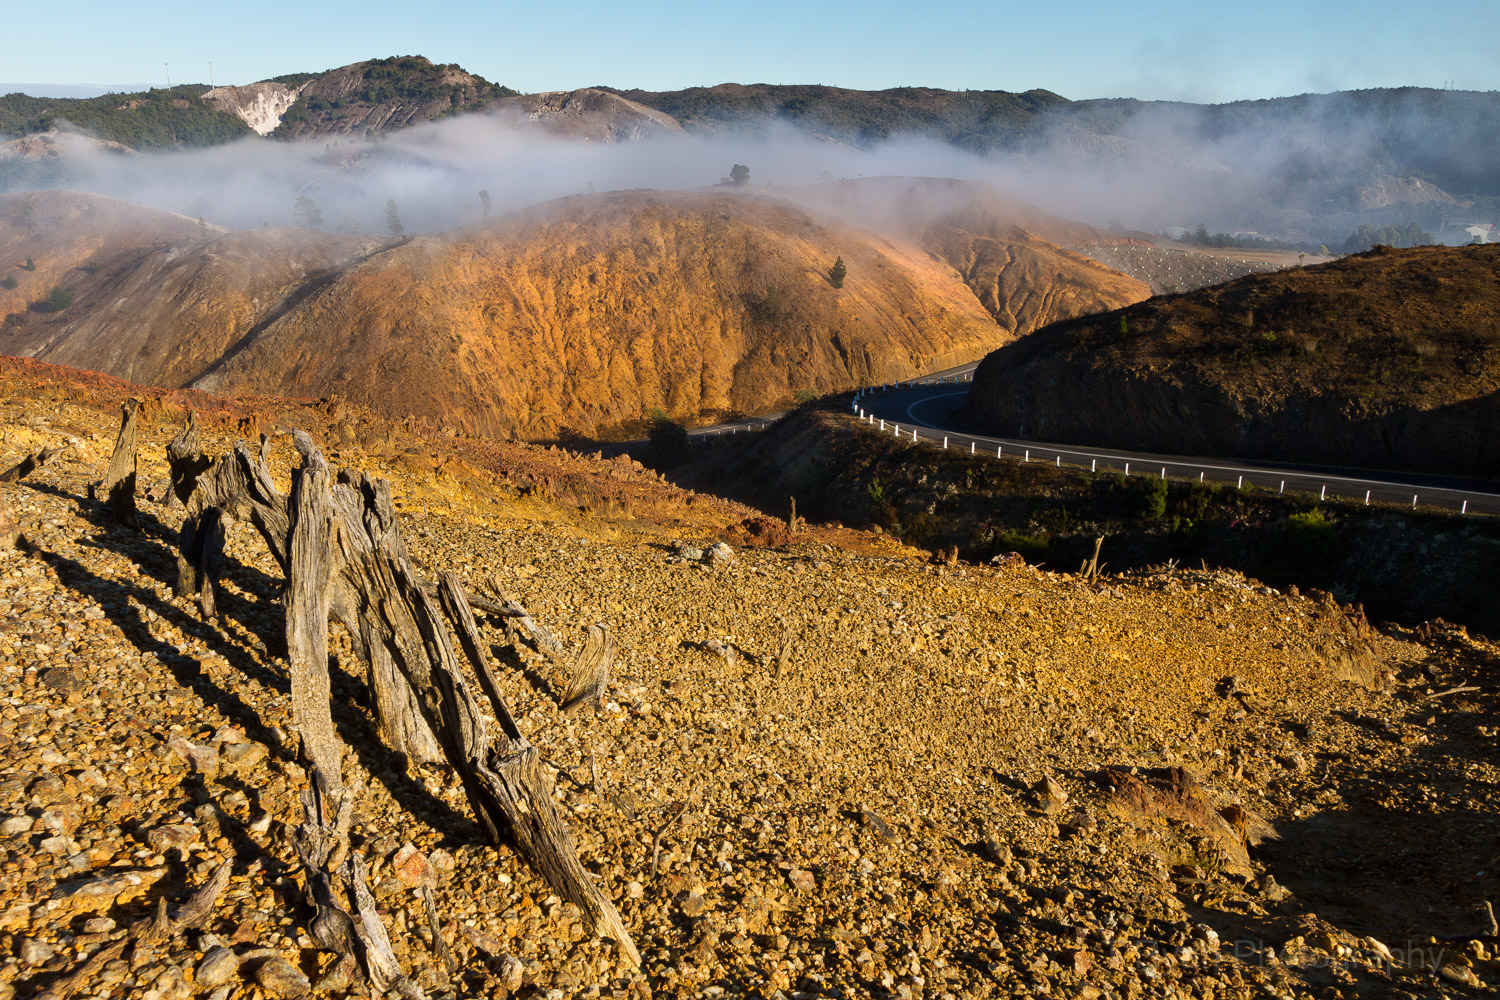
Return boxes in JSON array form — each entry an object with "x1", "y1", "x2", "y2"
[
  {"x1": 164, "y1": 62, "x2": 171, "y2": 89},
  {"x1": 209, "y1": 61, "x2": 214, "y2": 88}
]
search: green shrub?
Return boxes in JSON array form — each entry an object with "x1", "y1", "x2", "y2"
[
  {"x1": 0, "y1": 275, "x2": 15, "y2": 290},
  {"x1": 1173, "y1": 482, "x2": 1219, "y2": 519},
  {"x1": 1136, "y1": 476, "x2": 1168, "y2": 518},
  {"x1": 47, "y1": 286, "x2": 73, "y2": 311},
  {"x1": 1113, "y1": 474, "x2": 1167, "y2": 519},
  {"x1": 1286, "y1": 508, "x2": 1337, "y2": 567},
  {"x1": 828, "y1": 256, "x2": 846, "y2": 288}
]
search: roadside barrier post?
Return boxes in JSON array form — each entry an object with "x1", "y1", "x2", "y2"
[
  {"x1": 1024, "y1": 450, "x2": 1030, "y2": 462},
  {"x1": 1055, "y1": 456, "x2": 1060, "y2": 467},
  {"x1": 1091, "y1": 459, "x2": 1096, "y2": 472},
  {"x1": 1463, "y1": 500, "x2": 1468, "y2": 514},
  {"x1": 1279, "y1": 481, "x2": 1284, "y2": 494},
  {"x1": 1412, "y1": 495, "x2": 1418, "y2": 508},
  {"x1": 879, "y1": 419, "x2": 885, "y2": 430},
  {"x1": 1320, "y1": 485, "x2": 1326, "y2": 500},
  {"x1": 1124, "y1": 462, "x2": 1129, "y2": 476},
  {"x1": 1161, "y1": 467, "x2": 1166, "y2": 479},
  {"x1": 1365, "y1": 490, "x2": 1370, "y2": 504},
  {"x1": 1237, "y1": 476, "x2": 1242, "y2": 489},
  {"x1": 970, "y1": 442, "x2": 975, "y2": 454},
  {"x1": 943, "y1": 436, "x2": 948, "y2": 449}
]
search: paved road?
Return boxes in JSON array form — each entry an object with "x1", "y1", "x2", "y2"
[{"x1": 853, "y1": 376, "x2": 1500, "y2": 516}]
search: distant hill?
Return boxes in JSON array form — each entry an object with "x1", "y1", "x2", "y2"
[
  {"x1": 486, "y1": 89, "x2": 687, "y2": 142},
  {"x1": 959, "y1": 243, "x2": 1500, "y2": 478},
  {"x1": 0, "y1": 182, "x2": 1145, "y2": 439},
  {"x1": 604, "y1": 83, "x2": 1070, "y2": 148},
  {"x1": 266, "y1": 56, "x2": 516, "y2": 138}
]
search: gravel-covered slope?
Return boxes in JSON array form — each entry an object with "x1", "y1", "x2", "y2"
[{"x1": 0, "y1": 360, "x2": 1497, "y2": 999}]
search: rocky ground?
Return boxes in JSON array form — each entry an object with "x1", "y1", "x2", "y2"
[{"x1": 1, "y1": 359, "x2": 1498, "y2": 1000}]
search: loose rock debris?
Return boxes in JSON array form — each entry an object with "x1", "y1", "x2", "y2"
[{"x1": 0, "y1": 373, "x2": 1499, "y2": 999}]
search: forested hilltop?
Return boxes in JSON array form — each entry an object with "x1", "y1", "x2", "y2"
[{"x1": 0, "y1": 86, "x2": 252, "y2": 149}]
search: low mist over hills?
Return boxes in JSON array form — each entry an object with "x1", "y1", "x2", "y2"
[
  {"x1": 0, "y1": 182, "x2": 1145, "y2": 438},
  {"x1": 959, "y1": 243, "x2": 1500, "y2": 477},
  {"x1": 3, "y1": 57, "x2": 1498, "y2": 243}
]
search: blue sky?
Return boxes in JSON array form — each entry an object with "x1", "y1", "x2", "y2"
[{"x1": 4, "y1": 0, "x2": 1497, "y2": 102}]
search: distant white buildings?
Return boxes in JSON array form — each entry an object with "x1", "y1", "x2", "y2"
[{"x1": 1441, "y1": 219, "x2": 1495, "y2": 244}]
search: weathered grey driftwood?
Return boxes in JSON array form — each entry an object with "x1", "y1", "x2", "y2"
[
  {"x1": 560, "y1": 625, "x2": 615, "y2": 713},
  {"x1": 102, "y1": 399, "x2": 139, "y2": 527},
  {"x1": 0, "y1": 443, "x2": 66, "y2": 484}
]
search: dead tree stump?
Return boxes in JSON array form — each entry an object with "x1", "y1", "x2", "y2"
[
  {"x1": 102, "y1": 399, "x2": 140, "y2": 527},
  {"x1": 170, "y1": 424, "x2": 640, "y2": 971},
  {"x1": 166, "y1": 412, "x2": 212, "y2": 505},
  {"x1": 287, "y1": 436, "x2": 345, "y2": 797}
]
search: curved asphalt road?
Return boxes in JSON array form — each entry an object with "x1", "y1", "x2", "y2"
[{"x1": 853, "y1": 367, "x2": 1500, "y2": 516}]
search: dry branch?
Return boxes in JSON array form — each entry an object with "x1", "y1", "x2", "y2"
[
  {"x1": 291, "y1": 769, "x2": 363, "y2": 991},
  {"x1": 560, "y1": 625, "x2": 615, "y2": 713},
  {"x1": 1079, "y1": 535, "x2": 1106, "y2": 582},
  {"x1": 1, "y1": 443, "x2": 66, "y2": 484},
  {"x1": 102, "y1": 399, "x2": 139, "y2": 527},
  {"x1": 33, "y1": 860, "x2": 232, "y2": 1000},
  {"x1": 421, "y1": 579, "x2": 521, "y2": 620},
  {"x1": 435, "y1": 572, "x2": 523, "y2": 742},
  {"x1": 349, "y1": 854, "x2": 426, "y2": 999},
  {"x1": 351, "y1": 520, "x2": 638, "y2": 965}
]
